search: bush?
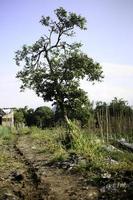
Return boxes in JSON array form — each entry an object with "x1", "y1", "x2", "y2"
[{"x1": 0, "y1": 126, "x2": 11, "y2": 140}]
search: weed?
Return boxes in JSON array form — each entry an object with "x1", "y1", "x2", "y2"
[
  {"x1": 19, "y1": 125, "x2": 133, "y2": 173},
  {"x1": 0, "y1": 126, "x2": 12, "y2": 141}
]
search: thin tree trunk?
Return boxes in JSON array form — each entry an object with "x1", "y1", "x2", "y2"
[
  {"x1": 97, "y1": 111, "x2": 104, "y2": 140},
  {"x1": 106, "y1": 105, "x2": 109, "y2": 142}
]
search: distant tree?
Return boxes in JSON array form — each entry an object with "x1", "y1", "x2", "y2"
[
  {"x1": 95, "y1": 98, "x2": 133, "y2": 137},
  {"x1": 34, "y1": 106, "x2": 54, "y2": 128},
  {"x1": 25, "y1": 108, "x2": 36, "y2": 127},
  {"x1": 14, "y1": 109, "x2": 25, "y2": 127},
  {"x1": 108, "y1": 98, "x2": 133, "y2": 133},
  {"x1": 109, "y1": 97, "x2": 130, "y2": 116},
  {"x1": 15, "y1": 7, "x2": 103, "y2": 124}
]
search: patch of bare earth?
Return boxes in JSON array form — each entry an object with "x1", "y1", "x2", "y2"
[
  {"x1": 0, "y1": 141, "x2": 43, "y2": 199},
  {"x1": 1, "y1": 133, "x2": 133, "y2": 199},
  {"x1": 15, "y1": 135, "x2": 100, "y2": 200}
]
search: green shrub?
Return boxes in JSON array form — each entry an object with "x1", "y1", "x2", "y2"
[{"x1": 0, "y1": 126, "x2": 11, "y2": 140}]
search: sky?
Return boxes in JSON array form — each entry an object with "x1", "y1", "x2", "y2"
[{"x1": 0, "y1": 0, "x2": 133, "y2": 108}]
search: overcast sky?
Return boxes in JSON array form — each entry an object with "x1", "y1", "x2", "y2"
[{"x1": 0, "y1": 0, "x2": 133, "y2": 108}]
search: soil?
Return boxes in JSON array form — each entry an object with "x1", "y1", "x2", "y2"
[
  {"x1": 0, "y1": 134, "x2": 133, "y2": 200},
  {"x1": 0, "y1": 135, "x2": 99, "y2": 200}
]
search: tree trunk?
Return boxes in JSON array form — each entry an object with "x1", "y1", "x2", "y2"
[
  {"x1": 106, "y1": 106, "x2": 109, "y2": 142},
  {"x1": 97, "y1": 111, "x2": 104, "y2": 139}
]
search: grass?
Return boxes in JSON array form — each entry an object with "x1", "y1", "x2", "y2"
[
  {"x1": 0, "y1": 124, "x2": 132, "y2": 200},
  {"x1": 14, "y1": 124, "x2": 133, "y2": 173},
  {"x1": 0, "y1": 126, "x2": 11, "y2": 140},
  {"x1": 112, "y1": 132, "x2": 133, "y2": 143},
  {"x1": 0, "y1": 126, "x2": 24, "y2": 172},
  {"x1": 0, "y1": 126, "x2": 17, "y2": 147},
  {"x1": 0, "y1": 123, "x2": 132, "y2": 195},
  {"x1": 29, "y1": 126, "x2": 69, "y2": 161}
]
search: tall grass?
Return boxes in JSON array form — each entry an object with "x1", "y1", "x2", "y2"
[
  {"x1": 29, "y1": 126, "x2": 68, "y2": 161},
  {"x1": 20, "y1": 124, "x2": 133, "y2": 172},
  {"x1": 0, "y1": 126, "x2": 12, "y2": 140}
]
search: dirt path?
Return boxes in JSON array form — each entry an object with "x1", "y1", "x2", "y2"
[
  {"x1": 1, "y1": 133, "x2": 132, "y2": 199},
  {"x1": 0, "y1": 134, "x2": 100, "y2": 200},
  {"x1": 15, "y1": 136, "x2": 99, "y2": 200},
  {"x1": 0, "y1": 136, "x2": 45, "y2": 200},
  {"x1": 13, "y1": 138, "x2": 44, "y2": 199}
]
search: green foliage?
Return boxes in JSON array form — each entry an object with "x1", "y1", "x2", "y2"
[
  {"x1": 15, "y1": 7, "x2": 103, "y2": 121},
  {"x1": 29, "y1": 126, "x2": 68, "y2": 160},
  {"x1": 18, "y1": 126, "x2": 31, "y2": 135},
  {"x1": 18, "y1": 125, "x2": 133, "y2": 173},
  {"x1": 34, "y1": 106, "x2": 54, "y2": 128},
  {"x1": 95, "y1": 97, "x2": 133, "y2": 141},
  {"x1": 0, "y1": 126, "x2": 12, "y2": 140},
  {"x1": 14, "y1": 106, "x2": 54, "y2": 128},
  {"x1": 14, "y1": 109, "x2": 25, "y2": 126},
  {"x1": 25, "y1": 108, "x2": 36, "y2": 127},
  {"x1": 55, "y1": 89, "x2": 93, "y2": 126}
]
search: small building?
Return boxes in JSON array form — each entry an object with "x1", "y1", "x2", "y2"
[
  {"x1": 0, "y1": 109, "x2": 5, "y2": 125},
  {"x1": 0, "y1": 108, "x2": 14, "y2": 127}
]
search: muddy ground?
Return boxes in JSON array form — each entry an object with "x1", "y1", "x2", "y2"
[{"x1": 0, "y1": 133, "x2": 133, "y2": 200}]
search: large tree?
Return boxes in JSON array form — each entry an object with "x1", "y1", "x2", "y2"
[{"x1": 15, "y1": 7, "x2": 103, "y2": 121}]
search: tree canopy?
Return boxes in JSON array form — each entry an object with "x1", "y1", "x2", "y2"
[
  {"x1": 34, "y1": 106, "x2": 54, "y2": 128},
  {"x1": 14, "y1": 109, "x2": 25, "y2": 127},
  {"x1": 15, "y1": 7, "x2": 103, "y2": 121}
]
